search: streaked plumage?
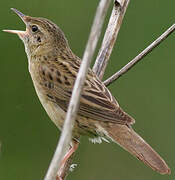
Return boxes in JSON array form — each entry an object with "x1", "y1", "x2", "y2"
[{"x1": 4, "y1": 8, "x2": 170, "y2": 176}]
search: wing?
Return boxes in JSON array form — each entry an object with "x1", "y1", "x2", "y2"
[{"x1": 38, "y1": 57, "x2": 135, "y2": 125}]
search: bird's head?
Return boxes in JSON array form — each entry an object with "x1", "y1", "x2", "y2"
[{"x1": 4, "y1": 8, "x2": 69, "y2": 57}]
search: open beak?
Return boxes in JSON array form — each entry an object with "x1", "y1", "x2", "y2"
[{"x1": 3, "y1": 8, "x2": 27, "y2": 37}]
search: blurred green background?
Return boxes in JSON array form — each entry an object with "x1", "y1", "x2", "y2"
[{"x1": 0, "y1": 0, "x2": 174, "y2": 179}]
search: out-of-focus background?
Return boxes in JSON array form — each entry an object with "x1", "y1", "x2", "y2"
[{"x1": 0, "y1": 0, "x2": 174, "y2": 180}]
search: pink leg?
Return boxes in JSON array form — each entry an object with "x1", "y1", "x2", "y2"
[
  {"x1": 57, "y1": 139, "x2": 79, "y2": 179},
  {"x1": 60, "y1": 140, "x2": 79, "y2": 167}
]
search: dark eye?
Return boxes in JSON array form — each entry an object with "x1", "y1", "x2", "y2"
[{"x1": 31, "y1": 25, "x2": 38, "y2": 32}]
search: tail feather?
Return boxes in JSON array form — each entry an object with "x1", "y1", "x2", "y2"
[{"x1": 103, "y1": 124, "x2": 170, "y2": 174}]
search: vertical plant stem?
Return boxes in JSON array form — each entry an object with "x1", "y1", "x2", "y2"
[{"x1": 93, "y1": 0, "x2": 130, "y2": 79}]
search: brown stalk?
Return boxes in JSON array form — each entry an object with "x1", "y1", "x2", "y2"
[{"x1": 93, "y1": 0, "x2": 130, "y2": 79}]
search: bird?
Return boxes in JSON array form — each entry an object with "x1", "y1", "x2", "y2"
[{"x1": 4, "y1": 8, "x2": 170, "y2": 178}]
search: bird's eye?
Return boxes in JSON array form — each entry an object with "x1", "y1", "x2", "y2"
[{"x1": 31, "y1": 25, "x2": 38, "y2": 32}]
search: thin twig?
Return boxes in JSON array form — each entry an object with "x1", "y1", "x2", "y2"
[
  {"x1": 93, "y1": 0, "x2": 130, "y2": 79},
  {"x1": 44, "y1": 1, "x2": 111, "y2": 180},
  {"x1": 104, "y1": 23, "x2": 175, "y2": 86}
]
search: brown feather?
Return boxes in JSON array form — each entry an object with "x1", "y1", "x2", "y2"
[
  {"x1": 102, "y1": 123, "x2": 171, "y2": 174},
  {"x1": 38, "y1": 57, "x2": 135, "y2": 125}
]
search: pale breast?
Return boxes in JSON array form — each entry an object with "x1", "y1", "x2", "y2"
[{"x1": 29, "y1": 62, "x2": 66, "y2": 130}]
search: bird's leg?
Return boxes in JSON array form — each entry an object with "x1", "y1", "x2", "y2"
[
  {"x1": 57, "y1": 139, "x2": 79, "y2": 180},
  {"x1": 61, "y1": 140, "x2": 79, "y2": 168}
]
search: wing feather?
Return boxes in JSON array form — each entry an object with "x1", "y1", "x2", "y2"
[{"x1": 38, "y1": 58, "x2": 135, "y2": 125}]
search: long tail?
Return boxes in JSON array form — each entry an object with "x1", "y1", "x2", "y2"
[{"x1": 103, "y1": 123, "x2": 170, "y2": 174}]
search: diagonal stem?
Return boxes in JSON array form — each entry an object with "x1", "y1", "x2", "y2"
[
  {"x1": 44, "y1": 0, "x2": 111, "y2": 179},
  {"x1": 103, "y1": 24, "x2": 175, "y2": 86}
]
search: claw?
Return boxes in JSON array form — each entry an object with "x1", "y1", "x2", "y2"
[{"x1": 69, "y1": 164, "x2": 77, "y2": 172}]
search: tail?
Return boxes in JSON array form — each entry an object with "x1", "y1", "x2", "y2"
[{"x1": 103, "y1": 124, "x2": 170, "y2": 174}]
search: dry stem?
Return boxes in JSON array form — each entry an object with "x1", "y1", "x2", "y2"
[
  {"x1": 104, "y1": 23, "x2": 175, "y2": 86},
  {"x1": 59, "y1": 1, "x2": 131, "y2": 178},
  {"x1": 93, "y1": 0, "x2": 130, "y2": 79},
  {"x1": 44, "y1": 0, "x2": 111, "y2": 179}
]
